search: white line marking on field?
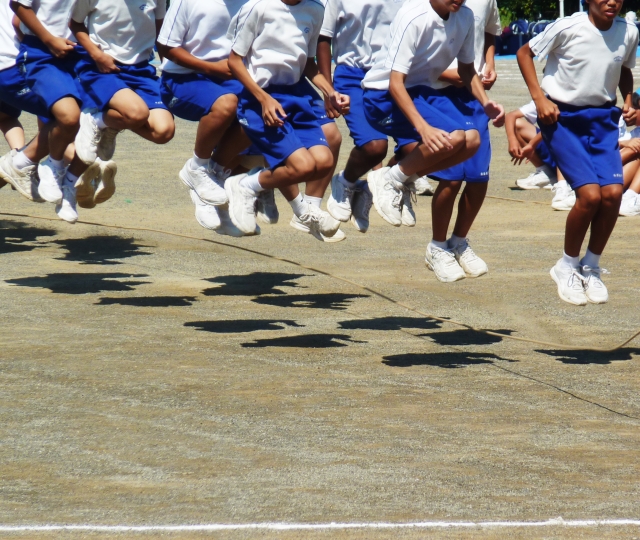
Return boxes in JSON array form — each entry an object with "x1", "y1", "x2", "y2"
[{"x1": 1, "y1": 519, "x2": 640, "y2": 532}]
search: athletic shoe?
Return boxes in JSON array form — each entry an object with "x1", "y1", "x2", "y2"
[
  {"x1": 37, "y1": 156, "x2": 66, "y2": 204},
  {"x1": 75, "y1": 110, "x2": 102, "y2": 164},
  {"x1": 516, "y1": 166, "x2": 555, "y2": 190},
  {"x1": 425, "y1": 244, "x2": 466, "y2": 282},
  {"x1": 74, "y1": 160, "x2": 100, "y2": 209},
  {"x1": 290, "y1": 214, "x2": 346, "y2": 242},
  {"x1": 296, "y1": 204, "x2": 341, "y2": 240},
  {"x1": 224, "y1": 173, "x2": 257, "y2": 234},
  {"x1": 328, "y1": 172, "x2": 356, "y2": 222},
  {"x1": 179, "y1": 159, "x2": 227, "y2": 206},
  {"x1": 367, "y1": 167, "x2": 402, "y2": 226},
  {"x1": 549, "y1": 260, "x2": 587, "y2": 306},
  {"x1": 190, "y1": 189, "x2": 220, "y2": 230},
  {"x1": 55, "y1": 181, "x2": 78, "y2": 224},
  {"x1": 619, "y1": 190, "x2": 640, "y2": 216},
  {"x1": 215, "y1": 204, "x2": 257, "y2": 237},
  {"x1": 94, "y1": 160, "x2": 117, "y2": 205},
  {"x1": 450, "y1": 238, "x2": 488, "y2": 277},
  {"x1": 581, "y1": 265, "x2": 608, "y2": 304},
  {"x1": 256, "y1": 189, "x2": 279, "y2": 224},
  {"x1": 0, "y1": 149, "x2": 42, "y2": 201},
  {"x1": 350, "y1": 181, "x2": 372, "y2": 233},
  {"x1": 413, "y1": 175, "x2": 435, "y2": 195},
  {"x1": 97, "y1": 127, "x2": 119, "y2": 161},
  {"x1": 551, "y1": 183, "x2": 576, "y2": 211},
  {"x1": 400, "y1": 183, "x2": 416, "y2": 227}
]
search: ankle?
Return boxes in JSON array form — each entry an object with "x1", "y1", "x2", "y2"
[
  {"x1": 288, "y1": 193, "x2": 307, "y2": 217},
  {"x1": 580, "y1": 249, "x2": 601, "y2": 269}
]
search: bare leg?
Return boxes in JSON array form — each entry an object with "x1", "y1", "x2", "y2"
[
  {"x1": 49, "y1": 97, "x2": 81, "y2": 160},
  {"x1": 343, "y1": 138, "x2": 388, "y2": 182},
  {"x1": 451, "y1": 182, "x2": 488, "y2": 238},
  {"x1": 194, "y1": 94, "x2": 238, "y2": 159},
  {"x1": 213, "y1": 121, "x2": 251, "y2": 169},
  {"x1": 586, "y1": 184, "x2": 623, "y2": 255},
  {"x1": 564, "y1": 184, "x2": 602, "y2": 257},
  {"x1": 431, "y1": 180, "x2": 463, "y2": 242},
  {"x1": 623, "y1": 159, "x2": 640, "y2": 190},
  {"x1": 305, "y1": 122, "x2": 341, "y2": 198},
  {"x1": 0, "y1": 113, "x2": 24, "y2": 149},
  {"x1": 277, "y1": 145, "x2": 334, "y2": 201}
]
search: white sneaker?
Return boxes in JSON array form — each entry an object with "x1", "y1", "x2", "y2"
[
  {"x1": 450, "y1": 238, "x2": 488, "y2": 277},
  {"x1": 367, "y1": 167, "x2": 402, "y2": 226},
  {"x1": 328, "y1": 172, "x2": 357, "y2": 222},
  {"x1": 215, "y1": 204, "x2": 259, "y2": 237},
  {"x1": 94, "y1": 160, "x2": 117, "y2": 205},
  {"x1": 75, "y1": 110, "x2": 103, "y2": 165},
  {"x1": 37, "y1": 157, "x2": 66, "y2": 204},
  {"x1": 296, "y1": 204, "x2": 341, "y2": 240},
  {"x1": 425, "y1": 244, "x2": 466, "y2": 282},
  {"x1": 97, "y1": 127, "x2": 119, "y2": 161},
  {"x1": 180, "y1": 159, "x2": 227, "y2": 206},
  {"x1": 413, "y1": 175, "x2": 435, "y2": 195},
  {"x1": 256, "y1": 189, "x2": 279, "y2": 224},
  {"x1": 619, "y1": 191, "x2": 640, "y2": 216},
  {"x1": 55, "y1": 181, "x2": 78, "y2": 224},
  {"x1": 0, "y1": 150, "x2": 42, "y2": 201},
  {"x1": 516, "y1": 166, "x2": 555, "y2": 190},
  {"x1": 400, "y1": 183, "x2": 416, "y2": 227},
  {"x1": 581, "y1": 265, "x2": 608, "y2": 304},
  {"x1": 550, "y1": 260, "x2": 587, "y2": 306},
  {"x1": 350, "y1": 181, "x2": 372, "y2": 233},
  {"x1": 74, "y1": 160, "x2": 100, "y2": 209},
  {"x1": 290, "y1": 214, "x2": 346, "y2": 242},
  {"x1": 551, "y1": 183, "x2": 576, "y2": 211},
  {"x1": 190, "y1": 189, "x2": 220, "y2": 230},
  {"x1": 224, "y1": 174, "x2": 257, "y2": 234}
]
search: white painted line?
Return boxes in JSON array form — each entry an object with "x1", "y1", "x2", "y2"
[{"x1": 1, "y1": 519, "x2": 640, "y2": 532}]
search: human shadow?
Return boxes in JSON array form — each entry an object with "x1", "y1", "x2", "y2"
[
  {"x1": 382, "y1": 352, "x2": 516, "y2": 369},
  {"x1": 253, "y1": 293, "x2": 368, "y2": 311},
  {"x1": 243, "y1": 333, "x2": 365, "y2": 348},
  {"x1": 0, "y1": 219, "x2": 56, "y2": 254},
  {"x1": 6, "y1": 272, "x2": 150, "y2": 294},
  {"x1": 54, "y1": 235, "x2": 152, "y2": 265},
  {"x1": 338, "y1": 316, "x2": 441, "y2": 332},
  {"x1": 185, "y1": 319, "x2": 304, "y2": 333},
  {"x1": 202, "y1": 272, "x2": 307, "y2": 297},
  {"x1": 96, "y1": 295, "x2": 196, "y2": 307},
  {"x1": 536, "y1": 348, "x2": 640, "y2": 365},
  {"x1": 424, "y1": 328, "x2": 514, "y2": 346}
]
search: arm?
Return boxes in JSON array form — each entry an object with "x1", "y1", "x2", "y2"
[
  {"x1": 516, "y1": 43, "x2": 559, "y2": 125},
  {"x1": 619, "y1": 66, "x2": 636, "y2": 126},
  {"x1": 505, "y1": 110, "x2": 524, "y2": 160},
  {"x1": 458, "y1": 61, "x2": 505, "y2": 127},
  {"x1": 10, "y1": 2, "x2": 75, "y2": 57},
  {"x1": 317, "y1": 36, "x2": 332, "y2": 82},
  {"x1": 304, "y1": 58, "x2": 349, "y2": 118},
  {"x1": 156, "y1": 44, "x2": 232, "y2": 79},
  {"x1": 482, "y1": 32, "x2": 497, "y2": 90},
  {"x1": 69, "y1": 19, "x2": 119, "y2": 73},
  {"x1": 12, "y1": 14, "x2": 23, "y2": 41},
  {"x1": 438, "y1": 68, "x2": 464, "y2": 88}
]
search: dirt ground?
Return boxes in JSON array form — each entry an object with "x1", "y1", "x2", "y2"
[{"x1": 1, "y1": 59, "x2": 639, "y2": 539}]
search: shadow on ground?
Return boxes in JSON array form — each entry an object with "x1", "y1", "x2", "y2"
[
  {"x1": 54, "y1": 235, "x2": 152, "y2": 265},
  {"x1": 6, "y1": 273, "x2": 150, "y2": 294},
  {"x1": 425, "y1": 328, "x2": 514, "y2": 346},
  {"x1": 97, "y1": 296, "x2": 197, "y2": 307},
  {"x1": 338, "y1": 316, "x2": 441, "y2": 332},
  {"x1": 253, "y1": 293, "x2": 368, "y2": 311},
  {"x1": 536, "y1": 348, "x2": 640, "y2": 365},
  {"x1": 202, "y1": 272, "x2": 308, "y2": 297},
  {"x1": 382, "y1": 352, "x2": 517, "y2": 369},
  {"x1": 185, "y1": 319, "x2": 304, "y2": 333},
  {"x1": 243, "y1": 333, "x2": 365, "y2": 348},
  {"x1": 0, "y1": 219, "x2": 56, "y2": 254}
]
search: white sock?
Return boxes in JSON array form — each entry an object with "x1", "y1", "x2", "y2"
[
  {"x1": 209, "y1": 160, "x2": 224, "y2": 175},
  {"x1": 50, "y1": 157, "x2": 65, "y2": 171},
  {"x1": 190, "y1": 154, "x2": 209, "y2": 169},
  {"x1": 580, "y1": 249, "x2": 601, "y2": 269},
  {"x1": 556, "y1": 179, "x2": 567, "y2": 187},
  {"x1": 448, "y1": 234, "x2": 466, "y2": 249},
  {"x1": 239, "y1": 169, "x2": 264, "y2": 195},
  {"x1": 288, "y1": 193, "x2": 308, "y2": 217},
  {"x1": 12, "y1": 151, "x2": 35, "y2": 171},
  {"x1": 562, "y1": 252, "x2": 580, "y2": 270},
  {"x1": 305, "y1": 195, "x2": 322, "y2": 208},
  {"x1": 93, "y1": 112, "x2": 107, "y2": 130},
  {"x1": 65, "y1": 171, "x2": 79, "y2": 186},
  {"x1": 386, "y1": 164, "x2": 410, "y2": 184},
  {"x1": 429, "y1": 239, "x2": 449, "y2": 251}
]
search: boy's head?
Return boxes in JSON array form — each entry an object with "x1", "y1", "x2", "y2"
[
  {"x1": 583, "y1": 0, "x2": 624, "y2": 22},
  {"x1": 430, "y1": 0, "x2": 466, "y2": 16},
  {"x1": 632, "y1": 91, "x2": 640, "y2": 110}
]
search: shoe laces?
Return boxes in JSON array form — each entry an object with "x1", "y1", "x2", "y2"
[
  {"x1": 454, "y1": 239, "x2": 478, "y2": 262},
  {"x1": 567, "y1": 268, "x2": 587, "y2": 291},
  {"x1": 383, "y1": 179, "x2": 403, "y2": 209},
  {"x1": 431, "y1": 246, "x2": 458, "y2": 268},
  {"x1": 401, "y1": 182, "x2": 417, "y2": 208}
]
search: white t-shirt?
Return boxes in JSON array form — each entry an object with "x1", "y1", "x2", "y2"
[
  {"x1": 447, "y1": 0, "x2": 501, "y2": 76},
  {"x1": 320, "y1": 0, "x2": 407, "y2": 71},
  {"x1": 519, "y1": 100, "x2": 538, "y2": 125},
  {"x1": 362, "y1": 0, "x2": 475, "y2": 91},
  {"x1": 529, "y1": 12, "x2": 639, "y2": 107},
  {"x1": 15, "y1": 0, "x2": 75, "y2": 40},
  {"x1": 71, "y1": 0, "x2": 166, "y2": 65},
  {"x1": 0, "y1": 1, "x2": 20, "y2": 70},
  {"x1": 158, "y1": 0, "x2": 245, "y2": 75},
  {"x1": 229, "y1": 0, "x2": 325, "y2": 88}
]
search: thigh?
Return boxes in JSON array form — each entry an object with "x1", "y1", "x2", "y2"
[
  {"x1": 590, "y1": 108, "x2": 623, "y2": 187},
  {"x1": 109, "y1": 87, "x2": 149, "y2": 117},
  {"x1": 307, "y1": 143, "x2": 333, "y2": 168},
  {"x1": 147, "y1": 108, "x2": 174, "y2": 131},
  {"x1": 120, "y1": 63, "x2": 168, "y2": 112}
]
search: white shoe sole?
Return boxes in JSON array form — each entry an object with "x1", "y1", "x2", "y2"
[
  {"x1": 290, "y1": 217, "x2": 345, "y2": 243},
  {"x1": 327, "y1": 194, "x2": 351, "y2": 222},
  {"x1": 179, "y1": 166, "x2": 226, "y2": 206},
  {"x1": 367, "y1": 169, "x2": 401, "y2": 227},
  {"x1": 0, "y1": 163, "x2": 36, "y2": 201},
  {"x1": 350, "y1": 214, "x2": 368, "y2": 233},
  {"x1": 550, "y1": 267, "x2": 587, "y2": 306},
  {"x1": 94, "y1": 161, "x2": 117, "y2": 205},
  {"x1": 75, "y1": 161, "x2": 100, "y2": 209},
  {"x1": 424, "y1": 258, "x2": 466, "y2": 283}
]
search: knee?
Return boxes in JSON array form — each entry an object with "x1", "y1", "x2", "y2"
[
  {"x1": 56, "y1": 108, "x2": 80, "y2": 132},
  {"x1": 602, "y1": 186, "x2": 623, "y2": 206},
  {"x1": 289, "y1": 152, "x2": 317, "y2": 179},
  {"x1": 121, "y1": 103, "x2": 150, "y2": 128},
  {"x1": 314, "y1": 153, "x2": 334, "y2": 178},
  {"x1": 212, "y1": 94, "x2": 238, "y2": 119},
  {"x1": 323, "y1": 124, "x2": 342, "y2": 153},
  {"x1": 465, "y1": 129, "x2": 481, "y2": 153},
  {"x1": 361, "y1": 139, "x2": 388, "y2": 161},
  {"x1": 449, "y1": 130, "x2": 466, "y2": 150},
  {"x1": 579, "y1": 190, "x2": 602, "y2": 209},
  {"x1": 153, "y1": 118, "x2": 175, "y2": 144}
]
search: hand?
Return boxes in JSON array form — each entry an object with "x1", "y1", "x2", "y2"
[
  {"x1": 622, "y1": 105, "x2": 637, "y2": 126},
  {"x1": 94, "y1": 50, "x2": 120, "y2": 74},
  {"x1": 625, "y1": 137, "x2": 640, "y2": 155},
  {"x1": 508, "y1": 139, "x2": 523, "y2": 162},
  {"x1": 482, "y1": 67, "x2": 497, "y2": 90},
  {"x1": 328, "y1": 91, "x2": 349, "y2": 117},
  {"x1": 416, "y1": 122, "x2": 454, "y2": 153},
  {"x1": 260, "y1": 95, "x2": 287, "y2": 127},
  {"x1": 534, "y1": 96, "x2": 560, "y2": 125},
  {"x1": 484, "y1": 100, "x2": 505, "y2": 127},
  {"x1": 205, "y1": 59, "x2": 232, "y2": 80},
  {"x1": 45, "y1": 36, "x2": 75, "y2": 58}
]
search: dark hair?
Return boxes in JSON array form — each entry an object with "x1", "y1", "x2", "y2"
[{"x1": 633, "y1": 92, "x2": 640, "y2": 110}]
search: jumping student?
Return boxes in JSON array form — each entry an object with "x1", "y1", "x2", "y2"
[
  {"x1": 224, "y1": 0, "x2": 350, "y2": 240},
  {"x1": 518, "y1": 0, "x2": 638, "y2": 305},
  {"x1": 361, "y1": 0, "x2": 504, "y2": 282},
  {"x1": 318, "y1": 0, "x2": 407, "y2": 231}
]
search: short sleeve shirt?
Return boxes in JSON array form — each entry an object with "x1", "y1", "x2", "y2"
[
  {"x1": 0, "y1": 1, "x2": 20, "y2": 70},
  {"x1": 15, "y1": 0, "x2": 75, "y2": 40}
]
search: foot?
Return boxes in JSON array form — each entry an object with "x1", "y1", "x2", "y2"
[
  {"x1": 75, "y1": 110, "x2": 103, "y2": 165},
  {"x1": 581, "y1": 265, "x2": 608, "y2": 304},
  {"x1": 619, "y1": 191, "x2": 640, "y2": 216},
  {"x1": 37, "y1": 157, "x2": 66, "y2": 204},
  {"x1": 224, "y1": 174, "x2": 257, "y2": 234},
  {"x1": 367, "y1": 167, "x2": 402, "y2": 226},
  {"x1": 0, "y1": 150, "x2": 43, "y2": 202},
  {"x1": 450, "y1": 238, "x2": 488, "y2": 277},
  {"x1": 516, "y1": 167, "x2": 555, "y2": 190},
  {"x1": 97, "y1": 127, "x2": 119, "y2": 161},
  {"x1": 75, "y1": 160, "x2": 101, "y2": 209},
  {"x1": 400, "y1": 182, "x2": 416, "y2": 227},
  {"x1": 551, "y1": 183, "x2": 576, "y2": 211},
  {"x1": 190, "y1": 189, "x2": 221, "y2": 230},
  {"x1": 327, "y1": 172, "x2": 357, "y2": 222},
  {"x1": 350, "y1": 181, "x2": 372, "y2": 233},
  {"x1": 256, "y1": 189, "x2": 279, "y2": 224},
  {"x1": 290, "y1": 214, "x2": 346, "y2": 242},
  {"x1": 94, "y1": 160, "x2": 117, "y2": 205},
  {"x1": 425, "y1": 244, "x2": 466, "y2": 283},
  {"x1": 180, "y1": 159, "x2": 227, "y2": 206},
  {"x1": 413, "y1": 175, "x2": 435, "y2": 195},
  {"x1": 296, "y1": 204, "x2": 341, "y2": 240},
  {"x1": 55, "y1": 181, "x2": 78, "y2": 224},
  {"x1": 549, "y1": 260, "x2": 587, "y2": 306},
  {"x1": 215, "y1": 203, "x2": 259, "y2": 237}
]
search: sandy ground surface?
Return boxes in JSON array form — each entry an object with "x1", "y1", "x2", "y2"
[{"x1": 1, "y1": 60, "x2": 639, "y2": 539}]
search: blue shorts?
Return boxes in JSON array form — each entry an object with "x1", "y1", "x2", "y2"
[
  {"x1": 0, "y1": 63, "x2": 50, "y2": 119},
  {"x1": 430, "y1": 86, "x2": 490, "y2": 183},
  {"x1": 363, "y1": 85, "x2": 470, "y2": 150},
  {"x1": 160, "y1": 71, "x2": 243, "y2": 121},
  {"x1": 540, "y1": 101, "x2": 623, "y2": 189},
  {"x1": 299, "y1": 78, "x2": 334, "y2": 126},
  {"x1": 334, "y1": 64, "x2": 387, "y2": 147},
  {"x1": 76, "y1": 51, "x2": 167, "y2": 112},
  {"x1": 237, "y1": 79, "x2": 329, "y2": 168},
  {"x1": 535, "y1": 127, "x2": 556, "y2": 170},
  {"x1": 19, "y1": 35, "x2": 85, "y2": 112}
]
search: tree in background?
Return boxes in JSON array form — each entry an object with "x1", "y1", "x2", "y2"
[{"x1": 498, "y1": 0, "x2": 640, "y2": 26}]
